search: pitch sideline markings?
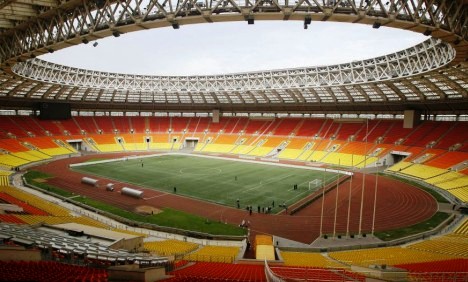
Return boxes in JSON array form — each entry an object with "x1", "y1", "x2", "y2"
[{"x1": 179, "y1": 167, "x2": 223, "y2": 175}]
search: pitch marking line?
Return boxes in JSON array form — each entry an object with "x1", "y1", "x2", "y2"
[{"x1": 179, "y1": 167, "x2": 222, "y2": 175}]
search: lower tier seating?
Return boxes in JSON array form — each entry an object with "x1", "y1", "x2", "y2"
[
  {"x1": 0, "y1": 261, "x2": 108, "y2": 282},
  {"x1": 183, "y1": 245, "x2": 240, "y2": 263},
  {"x1": 165, "y1": 262, "x2": 266, "y2": 282}
]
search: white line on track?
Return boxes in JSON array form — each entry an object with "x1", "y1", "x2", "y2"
[{"x1": 143, "y1": 194, "x2": 169, "y2": 200}]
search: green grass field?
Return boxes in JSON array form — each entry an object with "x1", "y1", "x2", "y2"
[{"x1": 73, "y1": 154, "x2": 338, "y2": 213}]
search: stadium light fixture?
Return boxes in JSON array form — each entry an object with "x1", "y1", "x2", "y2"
[
  {"x1": 112, "y1": 30, "x2": 121, "y2": 37},
  {"x1": 82, "y1": 38, "x2": 89, "y2": 44},
  {"x1": 247, "y1": 18, "x2": 254, "y2": 25},
  {"x1": 172, "y1": 23, "x2": 180, "y2": 29},
  {"x1": 372, "y1": 22, "x2": 381, "y2": 29},
  {"x1": 304, "y1": 17, "x2": 311, "y2": 29},
  {"x1": 95, "y1": 0, "x2": 105, "y2": 8},
  {"x1": 423, "y1": 29, "x2": 432, "y2": 36},
  {"x1": 47, "y1": 48, "x2": 54, "y2": 53}
]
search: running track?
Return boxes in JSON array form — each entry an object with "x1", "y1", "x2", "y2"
[{"x1": 34, "y1": 153, "x2": 438, "y2": 244}]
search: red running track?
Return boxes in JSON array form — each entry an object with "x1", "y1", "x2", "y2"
[{"x1": 34, "y1": 153, "x2": 438, "y2": 244}]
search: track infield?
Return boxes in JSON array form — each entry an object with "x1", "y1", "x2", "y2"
[{"x1": 72, "y1": 154, "x2": 338, "y2": 213}]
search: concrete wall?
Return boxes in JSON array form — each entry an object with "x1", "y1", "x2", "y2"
[
  {"x1": 0, "y1": 248, "x2": 41, "y2": 261},
  {"x1": 108, "y1": 264, "x2": 167, "y2": 282},
  {"x1": 110, "y1": 237, "x2": 144, "y2": 252}
]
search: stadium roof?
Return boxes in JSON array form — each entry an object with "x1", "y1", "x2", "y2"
[{"x1": 0, "y1": 0, "x2": 466, "y2": 114}]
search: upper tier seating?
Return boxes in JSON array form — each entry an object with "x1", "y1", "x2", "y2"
[
  {"x1": 336, "y1": 122, "x2": 365, "y2": 140},
  {"x1": 148, "y1": 116, "x2": 170, "y2": 133},
  {"x1": 424, "y1": 151, "x2": 468, "y2": 169},
  {"x1": 187, "y1": 117, "x2": 210, "y2": 133},
  {"x1": 0, "y1": 138, "x2": 29, "y2": 152},
  {"x1": 94, "y1": 116, "x2": 115, "y2": 134},
  {"x1": 74, "y1": 116, "x2": 99, "y2": 134},
  {"x1": 58, "y1": 118, "x2": 82, "y2": 135},
  {"x1": 113, "y1": 116, "x2": 131, "y2": 133},
  {"x1": 381, "y1": 120, "x2": 414, "y2": 144},
  {"x1": 171, "y1": 117, "x2": 189, "y2": 132},
  {"x1": 0, "y1": 116, "x2": 31, "y2": 137},
  {"x1": 274, "y1": 118, "x2": 302, "y2": 136},
  {"x1": 34, "y1": 119, "x2": 63, "y2": 135},
  {"x1": 435, "y1": 122, "x2": 468, "y2": 151},
  {"x1": 295, "y1": 119, "x2": 325, "y2": 137},
  {"x1": 129, "y1": 116, "x2": 147, "y2": 133}
]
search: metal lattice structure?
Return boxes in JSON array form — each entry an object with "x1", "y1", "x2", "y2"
[
  {"x1": 0, "y1": 0, "x2": 466, "y2": 113},
  {"x1": 1, "y1": 60, "x2": 466, "y2": 113},
  {"x1": 0, "y1": 0, "x2": 466, "y2": 66},
  {"x1": 11, "y1": 38, "x2": 456, "y2": 91}
]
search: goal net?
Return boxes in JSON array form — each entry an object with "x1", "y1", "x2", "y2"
[{"x1": 308, "y1": 179, "x2": 323, "y2": 191}]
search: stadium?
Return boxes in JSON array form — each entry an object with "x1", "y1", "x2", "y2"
[{"x1": 0, "y1": 0, "x2": 467, "y2": 281}]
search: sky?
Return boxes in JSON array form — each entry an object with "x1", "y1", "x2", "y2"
[{"x1": 40, "y1": 21, "x2": 427, "y2": 76}]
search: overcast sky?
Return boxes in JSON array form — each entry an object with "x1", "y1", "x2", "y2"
[{"x1": 41, "y1": 21, "x2": 427, "y2": 76}]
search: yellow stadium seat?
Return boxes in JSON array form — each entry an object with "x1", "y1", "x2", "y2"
[
  {"x1": 329, "y1": 247, "x2": 459, "y2": 267},
  {"x1": 144, "y1": 239, "x2": 198, "y2": 256},
  {"x1": 407, "y1": 234, "x2": 468, "y2": 257},
  {"x1": 183, "y1": 245, "x2": 240, "y2": 263},
  {"x1": 278, "y1": 149, "x2": 303, "y2": 160},
  {"x1": 0, "y1": 186, "x2": 70, "y2": 216},
  {"x1": 280, "y1": 251, "x2": 345, "y2": 268}
]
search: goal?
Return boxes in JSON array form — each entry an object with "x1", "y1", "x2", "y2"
[{"x1": 308, "y1": 179, "x2": 323, "y2": 191}]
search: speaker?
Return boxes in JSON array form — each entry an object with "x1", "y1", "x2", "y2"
[{"x1": 36, "y1": 102, "x2": 71, "y2": 120}]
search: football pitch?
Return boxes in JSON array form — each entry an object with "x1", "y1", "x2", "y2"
[{"x1": 73, "y1": 154, "x2": 339, "y2": 213}]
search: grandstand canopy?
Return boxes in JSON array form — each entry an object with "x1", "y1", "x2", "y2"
[{"x1": 0, "y1": 0, "x2": 466, "y2": 114}]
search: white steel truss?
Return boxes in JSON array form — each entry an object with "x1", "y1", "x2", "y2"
[
  {"x1": 0, "y1": 0, "x2": 466, "y2": 69},
  {"x1": 12, "y1": 38, "x2": 455, "y2": 92},
  {"x1": 1, "y1": 61, "x2": 466, "y2": 113}
]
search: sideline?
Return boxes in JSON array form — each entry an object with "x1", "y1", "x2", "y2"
[{"x1": 71, "y1": 152, "x2": 354, "y2": 176}]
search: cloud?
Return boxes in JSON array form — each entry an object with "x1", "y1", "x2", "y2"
[{"x1": 40, "y1": 21, "x2": 426, "y2": 76}]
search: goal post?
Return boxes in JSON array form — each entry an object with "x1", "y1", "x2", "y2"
[{"x1": 308, "y1": 179, "x2": 323, "y2": 191}]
